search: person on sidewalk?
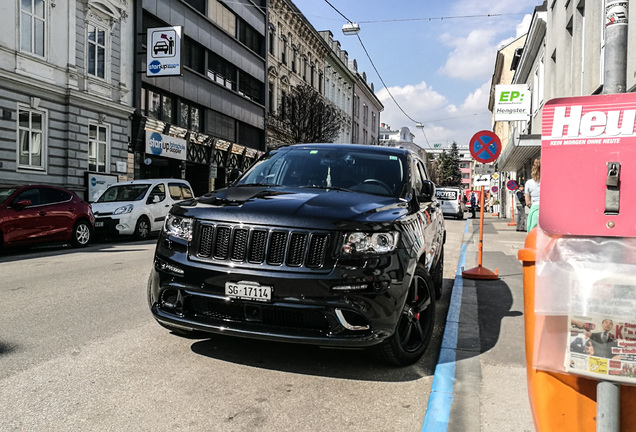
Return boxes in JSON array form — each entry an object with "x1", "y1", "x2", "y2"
[
  {"x1": 525, "y1": 158, "x2": 541, "y2": 232},
  {"x1": 515, "y1": 184, "x2": 527, "y2": 231},
  {"x1": 470, "y1": 192, "x2": 476, "y2": 218}
]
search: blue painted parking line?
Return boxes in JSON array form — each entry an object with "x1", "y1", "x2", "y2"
[{"x1": 421, "y1": 218, "x2": 470, "y2": 431}]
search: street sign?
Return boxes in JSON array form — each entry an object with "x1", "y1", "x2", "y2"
[
  {"x1": 469, "y1": 130, "x2": 502, "y2": 164},
  {"x1": 473, "y1": 175, "x2": 490, "y2": 187},
  {"x1": 146, "y1": 26, "x2": 183, "y2": 77},
  {"x1": 491, "y1": 186, "x2": 499, "y2": 193},
  {"x1": 506, "y1": 180, "x2": 518, "y2": 191},
  {"x1": 474, "y1": 164, "x2": 495, "y2": 175}
]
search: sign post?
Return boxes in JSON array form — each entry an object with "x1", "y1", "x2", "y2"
[
  {"x1": 463, "y1": 131, "x2": 501, "y2": 280},
  {"x1": 507, "y1": 180, "x2": 518, "y2": 227}
]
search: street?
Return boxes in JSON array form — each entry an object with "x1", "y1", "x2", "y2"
[{"x1": 0, "y1": 218, "x2": 465, "y2": 432}]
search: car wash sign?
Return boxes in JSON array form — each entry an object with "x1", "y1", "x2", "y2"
[
  {"x1": 146, "y1": 131, "x2": 187, "y2": 161},
  {"x1": 146, "y1": 26, "x2": 182, "y2": 77},
  {"x1": 494, "y1": 85, "x2": 531, "y2": 121}
]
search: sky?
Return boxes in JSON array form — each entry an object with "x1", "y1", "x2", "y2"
[{"x1": 292, "y1": 0, "x2": 541, "y2": 149}]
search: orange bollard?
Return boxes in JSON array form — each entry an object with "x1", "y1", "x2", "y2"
[{"x1": 518, "y1": 228, "x2": 636, "y2": 431}]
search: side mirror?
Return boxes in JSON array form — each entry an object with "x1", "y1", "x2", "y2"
[
  {"x1": 153, "y1": 195, "x2": 161, "y2": 203},
  {"x1": 419, "y1": 180, "x2": 436, "y2": 202},
  {"x1": 13, "y1": 199, "x2": 32, "y2": 209},
  {"x1": 228, "y1": 169, "x2": 242, "y2": 183}
]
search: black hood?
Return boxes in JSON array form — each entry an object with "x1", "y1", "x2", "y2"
[{"x1": 174, "y1": 186, "x2": 410, "y2": 230}]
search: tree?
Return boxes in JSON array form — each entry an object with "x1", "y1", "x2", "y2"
[
  {"x1": 437, "y1": 142, "x2": 462, "y2": 187},
  {"x1": 268, "y1": 84, "x2": 345, "y2": 147}
]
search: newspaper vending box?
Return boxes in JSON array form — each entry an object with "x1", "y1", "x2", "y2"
[{"x1": 520, "y1": 93, "x2": 636, "y2": 431}]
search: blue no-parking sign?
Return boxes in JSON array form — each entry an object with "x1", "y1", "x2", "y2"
[{"x1": 469, "y1": 131, "x2": 502, "y2": 164}]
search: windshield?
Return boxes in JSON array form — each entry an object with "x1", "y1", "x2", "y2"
[
  {"x1": 0, "y1": 188, "x2": 18, "y2": 206},
  {"x1": 96, "y1": 184, "x2": 151, "y2": 203},
  {"x1": 237, "y1": 147, "x2": 407, "y2": 197}
]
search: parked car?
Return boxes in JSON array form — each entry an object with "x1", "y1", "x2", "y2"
[
  {"x1": 148, "y1": 144, "x2": 446, "y2": 366},
  {"x1": 91, "y1": 179, "x2": 194, "y2": 240},
  {"x1": 436, "y1": 186, "x2": 465, "y2": 219},
  {"x1": 0, "y1": 184, "x2": 94, "y2": 249}
]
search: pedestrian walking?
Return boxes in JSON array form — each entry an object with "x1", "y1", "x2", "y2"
[
  {"x1": 525, "y1": 158, "x2": 541, "y2": 232},
  {"x1": 470, "y1": 192, "x2": 477, "y2": 218},
  {"x1": 515, "y1": 184, "x2": 527, "y2": 231}
]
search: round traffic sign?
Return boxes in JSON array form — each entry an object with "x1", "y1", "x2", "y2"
[
  {"x1": 469, "y1": 130, "x2": 501, "y2": 164},
  {"x1": 506, "y1": 180, "x2": 518, "y2": 191},
  {"x1": 491, "y1": 186, "x2": 499, "y2": 193}
]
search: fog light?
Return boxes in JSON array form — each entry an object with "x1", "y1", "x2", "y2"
[{"x1": 332, "y1": 283, "x2": 368, "y2": 291}]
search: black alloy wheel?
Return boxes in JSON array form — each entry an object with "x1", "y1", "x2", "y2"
[{"x1": 374, "y1": 263, "x2": 436, "y2": 366}]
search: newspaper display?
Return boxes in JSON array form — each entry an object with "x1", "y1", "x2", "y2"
[{"x1": 566, "y1": 276, "x2": 636, "y2": 384}]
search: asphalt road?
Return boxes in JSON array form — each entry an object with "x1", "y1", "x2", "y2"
[{"x1": 0, "y1": 219, "x2": 465, "y2": 432}]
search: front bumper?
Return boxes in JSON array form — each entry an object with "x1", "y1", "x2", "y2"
[
  {"x1": 94, "y1": 215, "x2": 135, "y2": 236},
  {"x1": 148, "y1": 235, "x2": 412, "y2": 347}
]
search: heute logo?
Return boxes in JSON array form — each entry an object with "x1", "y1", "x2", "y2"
[{"x1": 551, "y1": 105, "x2": 636, "y2": 138}]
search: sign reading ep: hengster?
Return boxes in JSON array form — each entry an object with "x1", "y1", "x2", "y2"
[
  {"x1": 146, "y1": 26, "x2": 182, "y2": 77},
  {"x1": 494, "y1": 84, "x2": 531, "y2": 121}
]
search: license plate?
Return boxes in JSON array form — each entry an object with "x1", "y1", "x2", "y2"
[
  {"x1": 225, "y1": 281, "x2": 272, "y2": 302},
  {"x1": 95, "y1": 221, "x2": 104, "y2": 227}
]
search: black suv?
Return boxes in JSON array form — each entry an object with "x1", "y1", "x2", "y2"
[{"x1": 148, "y1": 144, "x2": 446, "y2": 366}]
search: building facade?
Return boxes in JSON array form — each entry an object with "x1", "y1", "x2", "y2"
[
  {"x1": 349, "y1": 60, "x2": 383, "y2": 145},
  {"x1": 0, "y1": 0, "x2": 135, "y2": 199},
  {"x1": 135, "y1": 0, "x2": 267, "y2": 195}
]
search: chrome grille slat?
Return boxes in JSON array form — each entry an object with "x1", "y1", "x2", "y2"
[{"x1": 195, "y1": 223, "x2": 328, "y2": 269}]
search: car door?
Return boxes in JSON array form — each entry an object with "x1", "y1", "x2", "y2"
[
  {"x1": 39, "y1": 187, "x2": 76, "y2": 240},
  {"x1": 3, "y1": 188, "x2": 47, "y2": 245},
  {"x1": 146, "y1": 183, "x2": 169, "y2": 231}
]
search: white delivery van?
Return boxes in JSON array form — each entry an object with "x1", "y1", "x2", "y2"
[
  {"x1": 92, "y1": 179, "x2": 194, "y2": 240},
  {"x1": 435, "y1": 186, "x2": 465, "y2": 219}
]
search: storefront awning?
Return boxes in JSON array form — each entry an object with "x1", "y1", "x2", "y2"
[{"x1": 497, "y1": 133, "x2": 541, "y2": 172}]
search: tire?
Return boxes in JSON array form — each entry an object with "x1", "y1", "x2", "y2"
[
  {"x1": 431, "y1": 245, "x2": 444, "y2": 299},
  {"x1": 457, "y1": 210, "x2": 464, "y2": 220},
  {"x1": 134, "y1": 216, "x2": 151, "y2": 240},
  {"x1": 374, "y1": 263, "x2": 436, "y2": 366},
  {"x1": 71, "y1": 220, "x2": 92, "y2": 247}
]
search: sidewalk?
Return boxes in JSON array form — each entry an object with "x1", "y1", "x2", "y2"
[{"x1": 442, "y1": 213, "x2": 535, "y2": 431}]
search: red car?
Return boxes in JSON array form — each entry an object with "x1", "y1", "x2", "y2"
[{"x1": 0, "y1": 185, "x2": 95, "y2": 249}]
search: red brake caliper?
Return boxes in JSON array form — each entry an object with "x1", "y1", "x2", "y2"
[{"x1": 414, "y1": 295, "x2": 420, "y2": 320}]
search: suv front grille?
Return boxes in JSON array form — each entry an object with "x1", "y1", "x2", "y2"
[{"x1": 195, "y1": 223, "x2": 329, "y2": 269}]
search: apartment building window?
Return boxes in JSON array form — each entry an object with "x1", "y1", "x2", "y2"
[
  {"x1": 209, "y1": 110, "x2": 236, "y2": 142},
  {"x1": 268, "y1": 24, "x2": 275, "y2": 55},
  {"x1": 208, "y1": 52, "x2": 237, "y2": 90},
  {"x1": 281, "y1": 35, "x2": 287, "y2": 65},
  {"x1": 20, "y1": 0, "x2": 46, "y2": 56},
  {"x1": 17, "y1": 106, "x2": 46, "y2": 170},
  {"x1": 239, "y1": 71, "x2": 264, "y2": 104},
  {"x1": 87, "y1": 24, "x2": 107, "y2": 79},
  {"x1": 178, "y1": 101, "x2": 203, "y2": 132},
  {"x1": 310, "y1": 64, "x2": 315, "y2": 87},
  {"x1": 88, "y1": 123, "x2": 109, "y2": 173},
  {"x1": 238, "y1": 19, "x2": 264, "y2": 57},
  {"x1": 302, "y1": 56, "x2": 307, "y2": 81},
  {"x1": 363, "y1": 104, "x2": 369, "y2": 125},
  {"x1": 183, "y1": 37, "x2": 205, "y2": 74},
  {"x1": 268, "y1": 82, "x2": 274, "y2": 112},
  {"x1": 208, "y1": 0, "x2": 235, "y2": 35},
  {"x1": 353, "y1": 94, "x2": 360, "y2": 117},
  {"x1": 371, "y1": 112, "x2": 376, "y2": 131},
  {"x1": 143, "y1": 87, "x2": 175, "y2": 124},
  {"x1": 291, "y1": 45, "x2": 297, "y2": 73},
  {"x1": 184, "y1": 0, "x2": 205, "y2": 14}
]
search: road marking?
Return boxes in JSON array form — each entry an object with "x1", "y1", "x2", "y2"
[{"x1": 421, "y1": 218, "x2": 469, "y2": 431}]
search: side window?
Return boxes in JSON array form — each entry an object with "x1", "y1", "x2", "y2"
[
  {"x1": 411, "y1": 160, "x2": 424, "y2": 194},
  {"x1": 14, "y1": 188, "x2": 41, "y2": 206},
  {"x1": 168, "y1": 184, "x2": 183, "y2": 200},
  {"x1": 41, "y1": 188, "x2": 71, "y2": 205},
  {"x1": 181, "y1": 186, "x2": 194, "y2": 199},
  {"x1": 147, "y1": 184, "x2": 166, "y2": 204}
]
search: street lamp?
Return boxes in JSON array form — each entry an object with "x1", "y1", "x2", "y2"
[{"x1": 342, "y1": 22, "x2": 361, "y2": 35}]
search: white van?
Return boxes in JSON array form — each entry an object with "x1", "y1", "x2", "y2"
[
  {"x1": 435, "y1": 186, "x2": 466, "y2": 219},
  {"x1": 92, "y1": 179, "x2": 194, "y2": 240}
]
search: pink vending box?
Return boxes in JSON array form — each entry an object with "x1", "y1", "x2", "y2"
[{"x1": 541, "y1": 93, "x2": 636, "y2": 237}]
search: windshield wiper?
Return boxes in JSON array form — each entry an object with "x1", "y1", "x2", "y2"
[
  {"x1": 300, "y1": 185, "x2": 352, "y2": 192},
  {"x1": 235, "y1": 183, "x2": 281, "y2": 187}
]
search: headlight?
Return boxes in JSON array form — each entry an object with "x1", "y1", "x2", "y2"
[
  {"x1": 114, "y1": 204, "x2": 134, "y2": 215},
  {"x1": 164, "y1": 214, "x2": 193, "y2": 241},
  {"x1": 342, "y1": 231, "x2": 399, "y2": 254}
]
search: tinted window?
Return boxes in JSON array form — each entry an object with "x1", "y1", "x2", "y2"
[
  {"x1": 14, "y1": 188, "x2": 41, "y2": 206},
  {"x1": 41, "y1": 188, "x2": 72, "y2": 205},
  {"x1": 0, "y1": 188, "x2": 18, "y2": 205},
  {"x1": 168, "y1": 183, "x2": 193, "y2": 200}
]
